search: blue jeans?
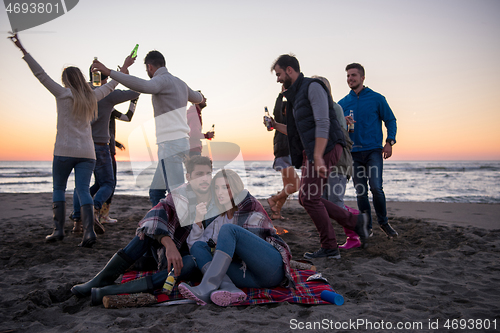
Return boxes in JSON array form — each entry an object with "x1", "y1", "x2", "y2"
[
  {"x1": 322, "y1": 174, "x2": 348, "y2": 210},
  {"x1": 52, "y1": 155, "x2": 95, "y2": 205},
  {"x1": 149, "y1": 138, "x2": 190, "y2": 207},
  {"x1": 351, "y1": 148, "x2": 388, "y2": 229},
  {"x1": 122, "y1": 235, "x2": 197, "y2": 289},
  {"x1": 73, "y1": 144, "x2": 115, "y2": 217},
  {"x1": 190, "y1": 224, "x2": 284, "y2": 289}
]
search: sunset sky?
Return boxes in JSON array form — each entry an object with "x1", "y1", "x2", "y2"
[{"x1": 1, "y1": 0, "x2": 499, "y2": 162}]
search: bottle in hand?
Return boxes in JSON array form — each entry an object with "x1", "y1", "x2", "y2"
[
  {"x1": 264, "y1": 107, "x2": 273, "y2": 130},
  {"x1": 208, "y1": 124, "x2": 215, "y2": 140},
  {"x1": 162, "y1": 268, "x2": 177, "y2": 295},
  {"x1": 92, "y1": 57, "x2": 101, "y2": 87},
  {"x1": 348, "y1": 110, "x2": 355, "y2": 133}
]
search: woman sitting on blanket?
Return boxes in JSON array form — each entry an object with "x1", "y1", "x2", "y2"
[{"x1": 179, "y1": 169, "x2": 294, "y2": 306}]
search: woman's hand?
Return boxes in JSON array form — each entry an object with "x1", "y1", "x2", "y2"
[
  {"x1": 195, "y1": 202, "x2": 207, "y2": 224},
  {"x1": 8, "y1": 33, "x2": 27, "y2": 56}
]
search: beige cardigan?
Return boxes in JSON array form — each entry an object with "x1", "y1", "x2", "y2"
[{"x1": 23, "y1": 53, "x2": 118, "y2": 159}]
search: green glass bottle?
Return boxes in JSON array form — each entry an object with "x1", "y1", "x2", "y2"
[{"x1": 131, "y1": 44, "x2": 139, "y2": 58}]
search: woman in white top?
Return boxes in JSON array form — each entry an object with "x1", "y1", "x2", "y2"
[{"x1": 9, "y1": 33, "x2": 134, "y2": 248}]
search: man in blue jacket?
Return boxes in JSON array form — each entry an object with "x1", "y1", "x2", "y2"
[{"x1": 338, "y1": 63, "x2": 398, "y2": 238}]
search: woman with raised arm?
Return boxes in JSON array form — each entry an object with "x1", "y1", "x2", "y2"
[
  {"x1": 179, "y1": 169, "x2": 294, "y2": 306},
  {"x1": 8, "y1": 33, "x2": 134, "y2": 248}
]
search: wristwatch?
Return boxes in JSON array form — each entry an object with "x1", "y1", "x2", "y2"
[{"x1": 386, "y1": 139, "x2": 396, "y2": 146}]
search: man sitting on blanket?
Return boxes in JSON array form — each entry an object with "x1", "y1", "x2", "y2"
[{"x1": 71, "y1": 155, "x2": 219, "y2": 305}]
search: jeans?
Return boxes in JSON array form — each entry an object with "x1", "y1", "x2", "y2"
[
  {"x1": 52, "y1": 155, "x2": 95, "y2": 205},
  {"x1": 149, "y1": 138, "x2": 190, "y2": 207},
  {"x1": 122, "y1": 235, "x2": 197, "y2": 289},
  {"x1": 90, "y1": 151, "x2": 117, "y2": 205},
  {"x1": 190, "y1": 224, "x2": 284, "y2": 289},
  {"x1": 73, "y1": 144, "x2": 115, "y2": 218},
  {"x1": 322, "y1": 174, "x2": 348, "y2": 210},
  {"x1": 351, "y1": 148, "x2": 388, "y2": 229},
  {"x1": 299, "y1": 145, "x2": 357, "y2": 249}
]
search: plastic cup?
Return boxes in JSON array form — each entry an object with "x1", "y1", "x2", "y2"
[{"x1": 321, "y1": 290, "x2": 344, "y2": 305}]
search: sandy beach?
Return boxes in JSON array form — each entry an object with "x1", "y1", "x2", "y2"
[{"x1": 1, "y1": 192, "x2": 499, "y2": 333}]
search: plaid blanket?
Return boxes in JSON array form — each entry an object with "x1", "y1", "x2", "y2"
[{"x1": 121, "y1": 268, "x2": 335, "y2": 305}]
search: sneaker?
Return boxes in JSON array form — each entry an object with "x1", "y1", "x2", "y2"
[
  {"x1": 380, "y1": 223, "x2": 398, "y2": 238},
  {"x1": 304, "y1": 248, "x2": 341, "y2": 259},
  {"x1": 368, "y1": 229, "x2": 374, "y2": 237}
]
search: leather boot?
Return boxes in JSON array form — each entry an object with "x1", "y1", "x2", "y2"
[
  {"x1": 79, "y1": 204, "x2": 96, "y2": 248},
  {"x1": 210, "y1": 275, "x2": 247, "y2": 306},
  {"x1": 46, "y1": 202, "x2": 66, "y2": 242},
  {"x1": 338, "y1": 227, "x2": 361, "y2": 249},
  {"x1": 91, "y1": 275, "x2": 154, "y2": 305},
  {"x1": 178, "y1": 250, "x2": 232, "y2": 305},
  {"x1": 93, "y1": 207, "x2": 106, "y2": 234},
  {"x1": 100, "y1": 202, "x2": 117, "y2": 224},
  {"x1": 69, "y1": 211, "x2": 82, "y2": 234},
  {"x1": 71, "y1": 250, "x2": 134, "y2": 297},
  {"x1": 353, "y1": 212, "x2": 370, "y2": 247}
]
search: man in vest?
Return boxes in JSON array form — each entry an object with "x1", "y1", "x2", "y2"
[{"x1": 270, "y1": 54, "x2": 369, "y2": 259}]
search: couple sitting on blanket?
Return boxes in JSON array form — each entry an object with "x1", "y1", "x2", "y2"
[{"x1": 71, "y1": 155, "x2": 294, "y2": 307}]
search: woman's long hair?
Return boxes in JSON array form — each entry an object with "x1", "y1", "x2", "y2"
[
  {"x1": 212, "y1": 169, "x2": 244, "y2": 217},
  {"x1": 61, "y1": 67, "x2": 97, "y2": 122}
]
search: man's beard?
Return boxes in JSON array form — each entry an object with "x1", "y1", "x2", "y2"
[{"x1": 283, "y1": 76, "x2": 293, "y2": 89}]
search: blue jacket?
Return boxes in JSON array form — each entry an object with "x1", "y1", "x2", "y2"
[
  {"x1": 283, "y1": 73, "x2": 345, "y2": 169},
  {"x1": 338, "y1": 87, "x2": 397, "y2": 153}
]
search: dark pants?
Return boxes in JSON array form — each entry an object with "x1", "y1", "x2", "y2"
[
  {"x1": 298, "y1": 145, "x2": 357, "y2": 249},
  {"x1": 122, "y1": 236, "x2": 197, "y2": 289},
  {"x1": 351, "y1": 148, "x2": 388, "y2": 229}
]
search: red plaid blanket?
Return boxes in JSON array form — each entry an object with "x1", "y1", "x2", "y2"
[{"x1": 121, "y1": 269, "x2": 335, "y2": 305}]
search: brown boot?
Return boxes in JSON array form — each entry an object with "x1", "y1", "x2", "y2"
[
  {"x1": 94, "y1": 207, "x2": 106, "y2": 234},
  {"x1": 100, "y1": 202, "x2": 117, "y2": 224}
]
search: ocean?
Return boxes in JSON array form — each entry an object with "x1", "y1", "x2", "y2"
[{"x1": 1, "y1": 160, "x2": 499, "y2": 204}]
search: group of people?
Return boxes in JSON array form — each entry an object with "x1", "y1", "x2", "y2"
[
  {"x1": 266, "y1": 55, "x2": 398, "y2": 259},
  {"x1": 10, "y1": 30, "x2": 396, "y2": 307}
]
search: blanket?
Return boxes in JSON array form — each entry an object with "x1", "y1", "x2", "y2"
[{"x1": 121, "y1": 268, "x2": 336, "y2": 305}]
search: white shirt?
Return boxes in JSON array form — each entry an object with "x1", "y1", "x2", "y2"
[{"x1": 187, "y1": 214, "x2": 234, "y2": 250}]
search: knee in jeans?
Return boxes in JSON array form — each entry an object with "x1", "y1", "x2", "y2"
[
  {"x1": 370, "y1": 185, "x2": 384, "y2": 196},
  {"x1": 191, "y1": 241, "x2": 210, "y2": 253}
]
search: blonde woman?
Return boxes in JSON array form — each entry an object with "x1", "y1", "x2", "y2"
[
  {"x1": 9, "y1": 33, "x2": 134, "y2": 248},
  {"x1": 179, "y1": 169, "x2": 294, "y2": 306}
]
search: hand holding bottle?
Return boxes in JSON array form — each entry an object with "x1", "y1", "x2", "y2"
[
  {"x1": 8, "y1": 32, "x2": 27, "y2": 56},
  {"x1": 206, "y1": 124, "x2": 215, "y2": 140}
]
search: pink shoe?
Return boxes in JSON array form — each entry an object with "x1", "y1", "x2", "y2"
[{"x1": 338, "y1": 237, "x2": 361, "y2": 249}]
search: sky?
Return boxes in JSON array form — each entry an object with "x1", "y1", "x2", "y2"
[{"x1": 1, "y1": 0, "x2": 499, "y2": 162}]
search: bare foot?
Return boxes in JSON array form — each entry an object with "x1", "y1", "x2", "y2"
[{"x1": 267, "y1": 197, "x2": 279, "y2": 213}]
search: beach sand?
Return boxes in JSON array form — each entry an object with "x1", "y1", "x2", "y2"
[{"x1": 1, "y1": 193, "x2": 499, "y2": 332}]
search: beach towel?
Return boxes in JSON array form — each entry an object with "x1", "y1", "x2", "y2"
[{"x1": 121, "y1": 268, "x2": 335, "y2": 305}]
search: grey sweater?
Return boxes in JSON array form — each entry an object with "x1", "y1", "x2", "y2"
[
  {"x1": 23, "y1": 54, "x2": 118, "y2": 159},
  {"x1": 110, "y1": 67, "x2": 202, "y2": 144},
  {"x1": 92, "y1": 89, "x2": 140, "y2": 144}
]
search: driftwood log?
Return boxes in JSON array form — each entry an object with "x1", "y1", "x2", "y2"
[
  {"x1": 102, "y1": 293, "x2": 157, "y2": 309},
  {"x1": 289, "y1": 260, "x2": 316, "y2": 271}
]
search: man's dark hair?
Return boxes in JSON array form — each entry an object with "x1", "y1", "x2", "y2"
[
  {"x1": 144, "y1": 50, "x2": 166, "y2": 68},
  {"x1": 346, "y1": 63, "x2": 365, "y2": 77},
  {"x1": 185, "y1": 155, "x2": 212, "y2": 174},
  {"x1": 89, "y1": 65, "x2": 108, "y2": 82},
  {"x1": 271, "y1": 54, "x2": 300, "y2": 73}
]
